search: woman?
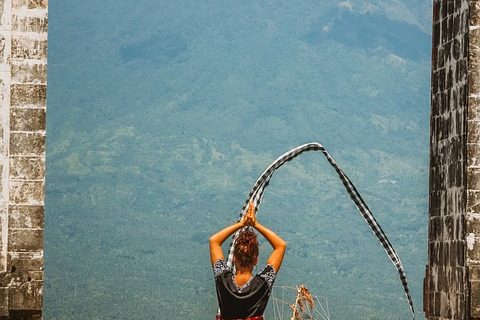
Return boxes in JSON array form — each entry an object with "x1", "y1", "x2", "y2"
[{"x1": 209, "y1": 202, "x2": 287, "y2": 320}]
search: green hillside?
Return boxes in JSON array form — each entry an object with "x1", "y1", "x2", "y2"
[{"x1": 45, "y1": 1, "x2": 431, "y2": 319}]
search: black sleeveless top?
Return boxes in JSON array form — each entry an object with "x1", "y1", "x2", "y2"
[{"x1": 213, "y1": 259, "x2": 276, "y2": 318}]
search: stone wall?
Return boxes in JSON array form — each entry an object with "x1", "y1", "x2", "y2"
[
  {"x1": 426, "y1": 0, "x2": 469, "y2": 319},
  {"x1": 0, "y1": 0, "x2": 47, "y2": 319},
  {"x1": 426, "y1": 0, "x2": 480, "y2": 319},
  {"x1": 467, "y1": 0, "x2": 480, "y2": 317}
]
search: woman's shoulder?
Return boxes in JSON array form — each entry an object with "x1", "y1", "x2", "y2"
[
  {"x1": 213, "y1": 259, "x2": 231, "y2": 277},
  {"x1": 257, "y1": 264, "x2": 276, "y2": 287}
]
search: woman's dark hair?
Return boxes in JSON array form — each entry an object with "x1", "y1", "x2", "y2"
[{"x1": 233, "y1": 228, "x2": 259, "y2": 269}]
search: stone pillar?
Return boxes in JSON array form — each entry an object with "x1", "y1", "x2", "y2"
[
  {"x1": 426, "y1": 0, "x2": 469, "y2": 319},
  {"x1": 467, "y1": 1, "x2": 480, "y2": 318},
  {"x1": 426, "y1": 0, "x2": 480, "y2": 319},
  {"x1": 0, "y1": 0, "x2": 47, "y2": 319}
]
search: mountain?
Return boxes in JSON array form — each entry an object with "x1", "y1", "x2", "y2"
[{"x1": 45, "y1": 1, "x2": 431, "y2": 319}]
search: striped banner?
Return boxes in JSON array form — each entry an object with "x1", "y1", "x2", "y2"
[{"x1": 225, "y1": 142, "x2": 414, "y2": 318}]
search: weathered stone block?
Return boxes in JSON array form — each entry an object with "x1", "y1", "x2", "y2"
[
  {"x1": 467, "y1": 236, "x2": 480, "y2": 260},
  {"x1": 472, "y1": 280, "x2": 480, "y2": 317},
  {"x1": 442, "y1": 19, "x2": 448, "y2": 45},
  {"x1": 469, "y1": 98, "x2": 480, "y2": 120},
  {"x1": 472, "y1": 2, "x2": 480, "y2": 26},
  {"x1": 429, "y1": 241, "x2": 437, "y2": 265},
  {"x1": 440, "y1": 0, "x2": 447, "y2": 19},
  {"x1": 468, "y1": 216, "x2": 480, "y2": 236},
  {"x1": 440, "y1": 291, "x2": 448, "y2": 317},
  {"x1": 455, "y1": 215, "x2": 464, "y2": 240},
  {"x1": 9, "y1": 157, "x2": 44, "y2": 180},
  {"x1": 0, "y1": 249, "x2": 5, "y2": 273},
  {"x1": 10, "y1": 85, "x2": 46, "y2": 108},
  {"x1": 439, "y1": 242, "x2": 445, "y2": 268},
  {"x1": 454, "y1": 266, "x2": 464, "y2": 290},
  {"x1": 451, "y1": 241, "x2": 458, "y2": 265},
  {"x1": 430, "y1": 216, "x2": 442, "y2": 240},
  {"x1": 430, "y1": 190, "x2": 441, "y2": 216},
  {"x1": 446, "y1": 292, "x2": 454, "y2": 318},
  {"x1": 7, "y1": 229, "x2": 42, "y2": 252},
  {"x1": 8, "y1": 258, "x2": 43, "y2": 283},
  {"x1": 445, "y1": 215, "x2": 455, "y2": 239},
  {"x1": 0, "y1": 287, "x2": 7, "y2": 316},
  {"x1": 468, "y1": 120, "x2": 480, "y2": 142},
  {"x1": 459, "y1": 292, "x2": 466, "y2": 319},
  {"x1": 467, "y1": 190, "x2": 480, "y2": 213},
  {"x1": 448, "y1": 161, "x2": 464, "y2": 188},
  {"x1": 434, "y1": 291, "x2": 441, "y2": 316},
  {"x1": 9, "y1": 181, "x2": 43, "y2": 204},
  {"x1": 457, "y1": 240, "x2": 465, "y2": 265},
  {"x1": 456, "y1": 59, "x2": 467, "y2": 84},
  {"x1": 11, "y1": 63, "x2": 47, "y2": 84},
  {"x1": 0, "y1": 0, "x2": 11, "y2": 31},
  {"x1": 471, "y1": 265, "x2": 480, "y2": 281},
  {"x1": 12, "y1": 0, "x2": 47, "y2": 9},
  {"x1": 470, "y1": 36, "x2": 478, "y2": 61},
  {"x1": 11, "y1": 16, "x2": 47, "y2": 33},
  {"x1": 8, "y1": 280, "x2": 41, "y2": 310},
  {"x1": 433, "y1": 0, "x2": 440, "y2": 23},
  {"x1": 8, "y1": 255, "x2": 42, "y2": 274},
  {"x1": 10, "y1": 108, "x2": 45, "y2": 132},
  {"x1": 9, "y1": 133, "x2": 44, "y2": 156},
  {"x1": 0, "y1": 33, "x2": 10, "y2": 65},
  {"x1": 8, "y1": 205, "x2": 43, "y2": 229},
  {"x1": 11, "y1": 38, "x2": 47, "y2": 60},
  {"x1": 467, "y1": 144, "x2": 480, "y2": 167},
  {"x1": 7, "y1": 252, "x2": 41, "y2": 261},
  {"x1": 467, "y1": 167, "x2": 480, "y2": 190}
]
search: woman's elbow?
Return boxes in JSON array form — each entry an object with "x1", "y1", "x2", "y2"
[{"x1": 209, "y1": 235, "x2": 218, "y2": 245}]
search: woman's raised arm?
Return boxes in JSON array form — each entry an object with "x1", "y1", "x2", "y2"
[
  {"x1": 209, "y1": 206, "x2": 255, "y2": 266},
  {"x1": 253, "y1": 220, "x2": 287, "y2": 272},
  {"x1": 209, "y1": 221, "x2": 243, "y2": 266}
]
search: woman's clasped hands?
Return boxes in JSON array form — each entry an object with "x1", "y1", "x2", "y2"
[{"x1": 241, "y1": 201, "x2": 256, "y2": 227}]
